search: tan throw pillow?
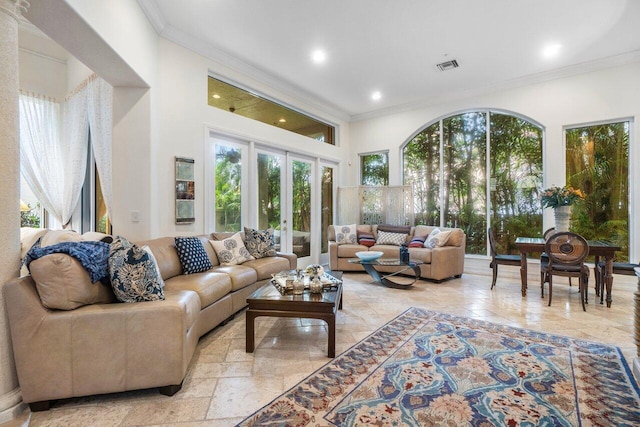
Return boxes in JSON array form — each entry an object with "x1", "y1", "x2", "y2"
[
  {"x1": 209, "y1": 232, "x2": 255, "y2": 265},
  {"x1": 30, "y1": 253, "x2": 116, "y2": 310},
  {"x1": 376, "y1": 230, "x2": 408, "y2": 246},
  {"x1": 334, "y1": 224, "x2": 357, "y2": 245},
  {"x1": 424, "y1": 228, "x2": 452, "y2": 248}
]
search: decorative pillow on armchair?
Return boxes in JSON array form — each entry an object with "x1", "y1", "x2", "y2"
[
  {"x1": 244, "y1": 227, "x2": 277, "y2": 259},
  {"x1": 209, "y1": 232, "x2": 255, "y2": 265},
  {"x1": 175, "y1": 236, "x2": 213, "y2": 274},
  {"x1": 376, "y1": 230, "x2": 408, "y2": 246},
  {"x1": 424, "y1": 228, "x2": 452, "y2": 248},
  {"x1": 109, "y1": 236, "x2": 165, "y2": 303},
  {"x1": 334, "y1": 224, "x2": 357, "y2": 245}
]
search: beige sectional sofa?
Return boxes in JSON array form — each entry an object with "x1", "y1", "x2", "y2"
[
  {"x1": 329, "y1": 225, "x2": 466, "y2": 282},
  {"x1": 4, "y1": 231, "x2": 295, "y2": 411}
]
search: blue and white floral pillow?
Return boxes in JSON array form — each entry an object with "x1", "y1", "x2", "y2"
[
  {"x1": 244, "y1": 227, "x2": 277, "y2": 259},
  {"x1": 175, "y1": 236, "x2": 213, "y2": 274},
  {"x1": 209, "y1": 232, "x2": 255, "y2": 265},
  {"x1": 109, "y1": 236, "x2": 165, "y2": 303}
]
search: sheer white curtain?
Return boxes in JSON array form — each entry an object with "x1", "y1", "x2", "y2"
[
  {"x1": 19, "y1": 92, "x2": 88, "y2": 228},
  {"x1": 87, "y1": 76, "x2": 113, "y2": 220}
]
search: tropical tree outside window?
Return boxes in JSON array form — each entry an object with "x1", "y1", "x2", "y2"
[
  {"x1": 566, "y1": 121, "x2": 629, "y2": 261},
  {"x1": 403, "y1": 111, "x2": 543, "y2": 255},
  {"x1": 490, "y1": 114, "x2": 543, "y2": 253},
  {"x1": 360, "y1": 152, "x2": 389, "y2": 186},
  {"x1": 215, "y1": 145, "x2": 242, "y2": 231},
  {"x1": 443, "y1": 113, "x2": 487, "y2": 254},
  {"x1": 321, "y1": 166, "x2": 334, "y2": 254}
]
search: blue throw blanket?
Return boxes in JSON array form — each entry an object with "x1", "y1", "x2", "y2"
[{"x1": 24, "y1": 239, "x2": 110, "y2": 283}]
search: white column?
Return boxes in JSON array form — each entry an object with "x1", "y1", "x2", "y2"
[{"x1": 0, "y1": 0, "x2": 28, "y2": 421}]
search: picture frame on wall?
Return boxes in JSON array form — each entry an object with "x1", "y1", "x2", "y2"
[{"x1": 175, "y1": 157, "x2": 195, "y2": 224}]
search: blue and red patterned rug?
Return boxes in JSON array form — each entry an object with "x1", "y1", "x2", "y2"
[{"x1": 238, "y1": 307, "x2": 640, "y2": 426}]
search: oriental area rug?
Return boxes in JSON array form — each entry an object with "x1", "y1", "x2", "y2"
[{"x1": 237, "y1": 307, "x2": 640, "y2": 426}]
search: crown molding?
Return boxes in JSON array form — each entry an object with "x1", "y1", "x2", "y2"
[
  {"x1": 136, "y1": 0, "x2": 166, "y2": 34},
  {"x1": 351, "y1": 50, "x2": 640, "y2": 122}
]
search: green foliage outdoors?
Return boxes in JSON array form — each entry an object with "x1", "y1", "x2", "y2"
[
  {"x1": 20, "y1": 202, "x2": 41, "y2": 228},
  {"x1": 566, "y1": 122, "x2": 629, "y2": 261},
  {"x1": 215, "y1": 147, "x2": 242, "y2": 231},
  {"x1": 361, "y1": 153, "x2": 389, "y2": 186}
]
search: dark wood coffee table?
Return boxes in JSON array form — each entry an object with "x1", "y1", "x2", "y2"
[{"x1": 246, "y1": 271, "x2": 343, "y2": 357}]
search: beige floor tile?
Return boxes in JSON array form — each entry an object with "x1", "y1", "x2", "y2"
[{"x1": 120, "y1": 398, "x2": 209, "y2": 426}]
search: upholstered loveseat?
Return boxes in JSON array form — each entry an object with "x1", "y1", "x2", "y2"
[
  {"x1": 4, "y1": 230, "x2": 295, "y2": 411},
  {"x1": 328, "y1": 224, "x2": 466, "y2": 282}
]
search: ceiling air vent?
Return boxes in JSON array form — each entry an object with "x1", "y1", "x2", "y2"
[{"x1": 436, "y1": 59, "x2": 459, "y2": 72}]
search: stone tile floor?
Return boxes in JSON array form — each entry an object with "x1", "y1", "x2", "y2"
[{"x1": 3, "y1": 258, "x2": 638, "y2": 426}]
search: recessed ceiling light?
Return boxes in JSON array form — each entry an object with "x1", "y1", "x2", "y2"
[
  {"x1": 212, "y1": 93, "x2": 221, "y2": 99},
  {"x1": 371, "y1": 91, "x2": 382, "y2": 101},
  {"x1": 311, "y1": 49, "x2": 326, "y2": 64},
  {"x1": 542, "y1": 43, "x2": 562, "y2": 59},
  {"x1": 279, "y1": 118, "x2": 286, "y2": 123}
]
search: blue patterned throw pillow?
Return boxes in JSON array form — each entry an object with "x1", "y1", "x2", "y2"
[
  {"x1": 244, "y1": 227, "x2": 277, "y2": 259},
  {"x1": 109, "y1": 236, "x2": 165, "y2": 303},
  {"x1": 175, "y1": 236, "x2": 213, "y2": 274}
]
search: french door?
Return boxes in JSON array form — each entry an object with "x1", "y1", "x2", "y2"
[{"x1": 211, "y1": 135, "x2": 333, "y2": 267}]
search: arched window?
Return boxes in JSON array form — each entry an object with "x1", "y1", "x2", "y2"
[{"x1": 403, "y1": 111, "x2": 543, "y2": 255}]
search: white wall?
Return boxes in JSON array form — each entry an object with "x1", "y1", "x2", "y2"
[
  {"x1": 153, "y1": 38, "x2": 351, "y2": 237},
  {"x1": 350, "y1": 62, "x2": 640, "y2": 258}
]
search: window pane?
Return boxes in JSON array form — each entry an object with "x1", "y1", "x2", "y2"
[
  {"x1": 321, "y1": 166, "x2": 334, "y2": 253},
  {"x1": 257, "y1": 153, "x2": 281, "y2": 249},
  {"x1": 292, "y1": 160, "x2": 311, "y2": 258},
  {"x1": 443, "y1": 113, "x2": 486, "y2": 254},
  {"x1": 403, "y1": 122, "x2": 440, "y2": 225},
  {"x1": 208, "y1": 77, "x2": 335, "y2": 144},
  {"x1": 566, "y1": 122, "x2": 629, "y2": 261},
  {"x1": 215, "y1": 145, "x2": 242, "y2": 232},
  {"x1": 20, "y1": 176, "x2": 44, "y2": 228},
  {"x1": 490, "y1": 114, "x2": 543, "y2": 254},
  {"x1": 360, "y1": 152, "x2": 389, "y2": 186}
]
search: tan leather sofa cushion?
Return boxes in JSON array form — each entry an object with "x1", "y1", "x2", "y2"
[
  {"x1": 408, "y1": 247, "x2": 432, "y2": 263},
  {"x1": 211, "y1": 265, "x2": 258, "y2": 291},
  {"x1": 242, "y1": 256, "x2": 291, "y2": 280},
  {"x1": 29, "y1": 254, "x2": 116, "y2": 310},
  {"x1": 164, "y1": 272, "x2": 232, "y2": 309},
  {"x1": 337, "y1": 244, "x2": 369, "y2": 258}
]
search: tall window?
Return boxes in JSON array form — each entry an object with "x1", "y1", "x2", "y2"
[
  {"x1": 404, "y1": 111, "x2": 543, "y2": 255},
  {"x1": 566, "y1": 121, "x2": 629, "y2": 261},
  {"x1": 360, "y1": 152, "x2": 389, "y2": 185},
  {"x1": 292, "y1": 160, "x2": 312, "y2": 258}
]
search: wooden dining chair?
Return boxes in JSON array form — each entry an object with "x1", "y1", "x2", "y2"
[
  {"x1": 541, "y1": 232, "x2": 590, "y2": 311},
  {"x1": 540, "y1": 227, "x2": 572, "y2": 287},
  {"x1": 488, "y1": 227, "x2": 521, "y2": 290},
  {"x1": 594, "y1": 258, "x2": 639, "y2": 303}
]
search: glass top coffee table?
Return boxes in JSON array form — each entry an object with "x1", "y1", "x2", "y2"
[{"x1": 349, "y1": 258, "x2": 423, "y2": 289}]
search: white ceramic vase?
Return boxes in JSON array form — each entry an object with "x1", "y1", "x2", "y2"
[{"x1": 554, "y1": 205, "x2": 572, "y2": 232}]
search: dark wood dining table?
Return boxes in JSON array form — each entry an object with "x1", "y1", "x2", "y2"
[{"x1": 514, "y1": 237, "x2": 621, "y2": 307}]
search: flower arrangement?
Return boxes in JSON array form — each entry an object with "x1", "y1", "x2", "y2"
[
  {"x1": 541, "y1": 186, "x2": 584, "y2": 209},
  {"x1": 305, "y1": 264, "x2": 324, "y2": 278}
]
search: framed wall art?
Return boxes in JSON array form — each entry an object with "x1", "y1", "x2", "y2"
[{"x1": 175, "y1": 157, "x2": 195, "y2": 224}]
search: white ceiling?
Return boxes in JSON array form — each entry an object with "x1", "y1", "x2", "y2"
[{"x1": 140, "y1": 0, "x2": 640, "y2": 120}]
